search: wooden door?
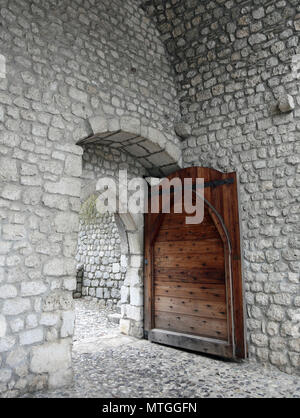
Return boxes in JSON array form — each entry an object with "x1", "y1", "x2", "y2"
[{"x1": 144, "y1": 167, "x2": 247, "y2": 359}]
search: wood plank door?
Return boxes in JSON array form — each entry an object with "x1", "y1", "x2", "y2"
[{"x1": 144, "y1": 167, "x2": 247, "y2": 359}]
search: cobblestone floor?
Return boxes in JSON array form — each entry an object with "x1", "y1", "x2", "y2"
[{"x1": 25, "y1": 299, "x2": 300, "y2": 398}]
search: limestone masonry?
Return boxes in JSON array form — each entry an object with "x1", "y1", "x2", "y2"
[
  {"x1": 74, "y1": 144, "x2": 147, "y2": 307},
  {"x1": 0, "y1": 0, "x2": 299, "y2": 397},
  {"x1": 143, "y1": 0, "x2": 300, "y2": 375}
]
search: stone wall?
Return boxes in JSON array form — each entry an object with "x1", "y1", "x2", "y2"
[
  {"x1": 75, "y1": 213, "x2": 126, "y2": 309},
  {"x1": 0, "y1": 0, "x2": 179, "y2": 396},
  {"x1": 1, "y1": 0, "x2": 299, "y2": 398},
  {"x1": 75, "y1": 144, "x2": 148, "y2": 309},
  {"x1": 143, "y1": 0, "x2": 300, "y2": 375}
]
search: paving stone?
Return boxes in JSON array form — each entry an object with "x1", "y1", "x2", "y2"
[{"x1": 22, "y1": 300, "x2": 300, "y2": 398}]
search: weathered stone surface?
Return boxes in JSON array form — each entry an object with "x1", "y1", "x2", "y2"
[
  {"x1": 0, "y1": 0, "x2": 298, "y2": 397},
  {"x1": 61, "y1": 311, "x2": 75, "y2": 338},
  {"x1": 64, "y1": 155, "x2": 82, "y2": 177},
  {"x1": 141, "y1": 0, "x2": 300, "y2": 377},
  {"x1": 43, "y1": 258, "x2": 76, "y2": 277},
  {"x1": 69, "y1": 87, "x2": 88, "y2": 104},
  {"x1": 0, "y1": 336, "x2": 15, "y2": 353},
  {"x1": 44, "y1": 178, "x2": 82, "y2": 197},
  {"x1": 125, "y1": 305, "x2": 143, "y2": 322},
  {"x1": 40, "y1": 313, "x2": 60, "y2": 327},
  {"x1": 63, "y1": 278, "x2": 77, "y2": 291},
  {"x1": 0, "y1": 285, "x2": 18, "y2": 299},
  {"x1": 0, "y1": 0, "x2": 183, "y2": 397},
  {"x1": 2, "y1": 224, "x2": 26, "y2": 241},
  {"x1": 267, "y1": 305, "x2": 286, "y2": 321},
  {"x1": 6, "y1": 347, "x2": 27, "y2": 368},
  {"x1": 119, "y1": 318, "x2": 131, "y2": 335},
  {"x1": 2, "y1": 298, "x2": 31, "y2": 316},
  {"x1": 0, "y1": 368, "x2": 12, "y2": 383},
  {"x1": 0, "y1": 315, "x2": 7, "y2": 338},
  {"x1": 30, "y1": 339, "x2": 72, "y2": 374},
  {"x1": 42, "y1": 290, "x2": 74, "y2": 312},
  {"x1": 48, "y1": 368, "x2": 73, "y2": 389},
  {"x1": 120, "y1": 117, "x2": 141, "y2": 136},
  {"x1": 174, "y1": 121, "x2": 191, "y2": 140},
  {"x1": 20, "y1": 328, "x2": 43, "y2": 346},
  {"x1": 88, "y1": 116, "x2": 108, "y2": 134},
  {"x1": 1, "y1": 184, "x2": 22, "y2": 201},
  {"x1": 21, "y1": 281, "x2": 47, "y2": 297},
  {"x1": 54, "y1": 213, "x2": 79, "y2": 234},
  {"x1": 130, "y1": 286, "x2": 143, "y2": 307},
  {"x1": 0, "y1": 157, "x2": 18, "y2": 181},
  {"x1": 278, "y1": 95, "x2": 295, "y2": 113},
  {"x1": 75, "y1": 199, "x2": 132, "y2": 307}
]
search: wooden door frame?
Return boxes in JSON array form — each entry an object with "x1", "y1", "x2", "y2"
[{"x1": 143, "y1": 167, "x2": 247, "y2": 360}]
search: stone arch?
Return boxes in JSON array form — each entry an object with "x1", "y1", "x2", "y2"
[
  {"x1": 76, "y1": 115, "x2": 183, "y2": 338},
  {"x1": 75, "y1": 115, "x2": 182, "y2": 176}
]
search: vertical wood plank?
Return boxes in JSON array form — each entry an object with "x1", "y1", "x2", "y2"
[{"x1": 144, "y1": 166, "x2": 246, "y2": 359}]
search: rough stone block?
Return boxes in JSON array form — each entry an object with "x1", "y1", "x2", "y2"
[
  {"x1": 61, "y1": 311, "x2": 75, "y2": 338},
  {"x1": 6, "y1": 347, "x2": 27, "y2": 368},
  {"x1": 2, "y1": 298, "x2": 31, "y2": 315},
  {"x1": 48, "y1": 367, "x2": 73, "y2": 389},
  {"x1": 174, "y1": 121, "x2": 191, "y2": 140},
  {"x1": 126, "y1": 305, "x2": 143, "y2": 322},
  {"x1": 147, "y1": 151, "x2": 175, "y2": 167},
  {"x1": 30, "y1": 338, "x2": 72, "y2": 374},
  {"x1": 0, "y1": 315, "x2": 7, "y2": 338},
  {"x1": 0, "y1": 285, "x2": 18, "y2": 299},
  {"x1": 278, "y1": 94, "x2": 295, "y2": 113},
  {"x1": 44, "y1": 178, "x2": 81, "y2": 197},
  {"x1": 130, "y1": 286, "x2": 143, "y2": 307},
  {"x1": 120, "y1": 286, "x2": 129, "y2": 304},
  {"x1": 0, "y1": 157, "x2": 18, "y2": 182},
  {"x1": 88, "y1": 116, "x2": 108, "y2": 134},
  {"x1": 64, "y1": 154, "x2": 82, "y2": 178},
  {"x1": 112, "y1": 263, "x2": 120, "y2": 273},
  {"x1": 0, "y1": 336, "x2": 15, "y2": 353},
  {"x1": 40, "y1": 313, "x2": 59, "y2": 326},
  {"x1": 21, "y1": 281, "x2": 47, "y2": 296},
  {"x1": 147, "y1": 127, "x2": 166, "y2": 149},
  {"x1": 119, "y1": 318, "x2": 130, "y2": 335},
  {"x1": 2, "y1": 224, "x2": 26, "y2": 241},
  {"x1": 0, "y1": 369, "x2": 12, "y2": 383},
  {"x1": 42, "y1": 290, "x2": 74, "y2": 312},
  {"x1": 20, "y1": 328, "x2": 43, "y2": 345},
  {"x1": 1, "y1": 184, "x2": 22, "y2": 201},
  {"x1": 120, "y1": 116, "x2": 141, "y2": 136},
  {"x1": 63, "y1": 277, "x2": 77, "y2": 291},
  {"x1": 69, "y1": 87, "x2": 87, "y2": 103},
  {"x1": 43, "y1": 258, "x2": 76, "y2": 277},
  {"x1": 54, "y1": 212, "x2": 79, "y2": 233},
  {"x1": 127, "y1": 231, "x2": 143, "y2": 255}
]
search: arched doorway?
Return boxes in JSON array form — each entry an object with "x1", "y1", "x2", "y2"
[{"x1": 74, "y1": 115, "x2": 182, "y2": 338}]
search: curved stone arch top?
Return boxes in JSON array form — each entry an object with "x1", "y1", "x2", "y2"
[
  {"x1": 76, "y1": 116, "x2": 182, "y2": 339},
  {"x1": 76, "y1": 115, "x2": 182, "y2": 176}
]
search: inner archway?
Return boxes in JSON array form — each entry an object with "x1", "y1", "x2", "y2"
[
  {"x1": 75, "y1": 115, "x2": 182, "y2": 176},
  {"x1": 74, "y1": 116, "x2": 182, "y2": 338}
]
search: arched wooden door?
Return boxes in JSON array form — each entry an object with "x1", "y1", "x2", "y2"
[{"x1": 144, "y1": 167, "x2": 247, "y2": 359}]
